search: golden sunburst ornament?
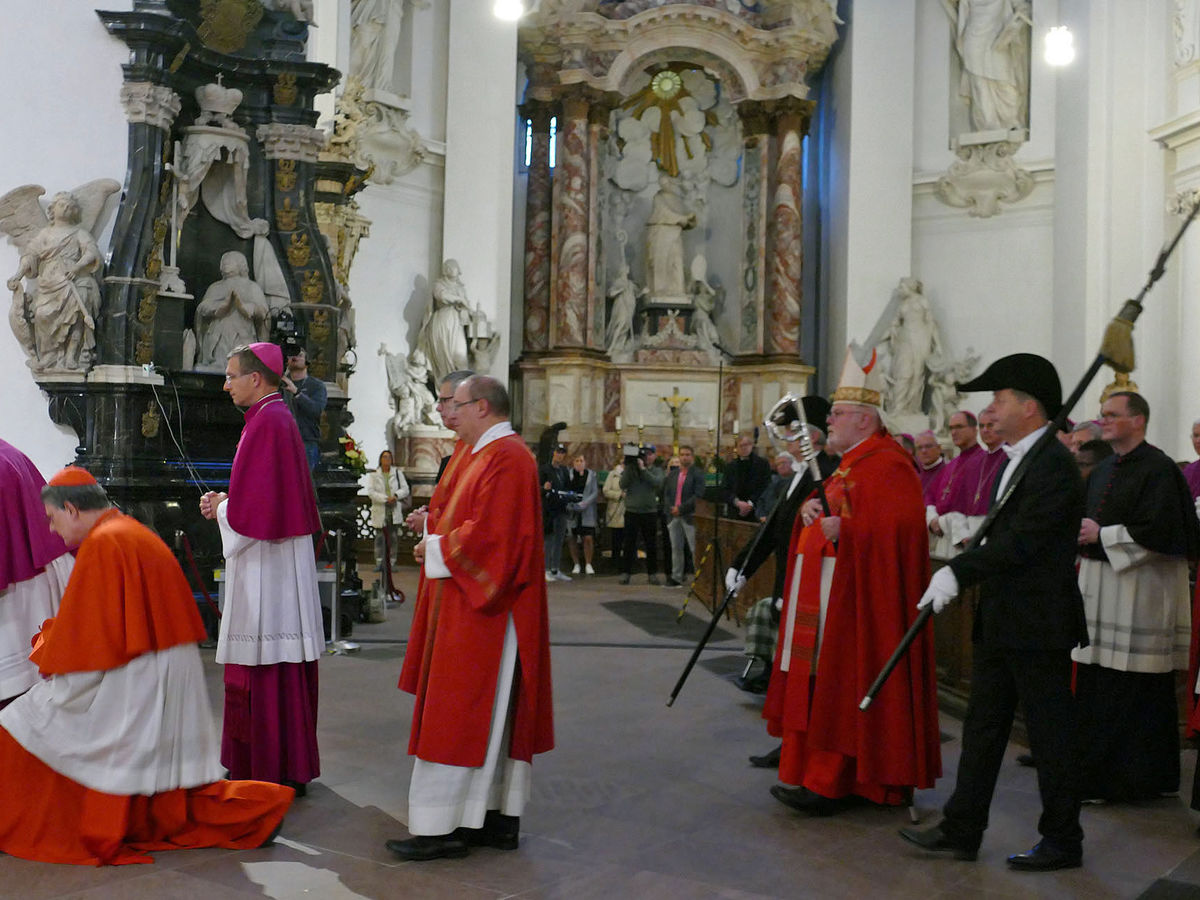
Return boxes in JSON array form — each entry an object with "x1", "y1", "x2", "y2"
[{"x1": 651, "y1": 70, "x2": 683, "y2": 100}]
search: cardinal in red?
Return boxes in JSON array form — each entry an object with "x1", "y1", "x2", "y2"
[
  {"x1": 0, "y1": 466, "x2": 291, "y2": 865},
  {"x1": 766, "y1": 349, "x2": 940, "y2": 815}
]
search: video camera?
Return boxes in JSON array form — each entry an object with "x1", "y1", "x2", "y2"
[{"x1": 622, "y1": 441, "x2": 651, "y2": 463}]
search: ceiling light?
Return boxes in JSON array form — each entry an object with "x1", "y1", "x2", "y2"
[{"x1": 1044, "y1": 26, "x2": 1076, "y2": 67}]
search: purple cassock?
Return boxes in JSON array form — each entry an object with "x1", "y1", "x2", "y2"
[
  {"x1": 1184, "y1": 459, "x2": 1200, "y2": 500},
  {"x1": 919, "y1": 457, "x2": 947, "y2": 506},
  {"x1": 0, "y1": 439, "x2": 68, "y2": 591},
  {"x1": 930, "y1": 443, "x2": 1008, "y2": 516}
]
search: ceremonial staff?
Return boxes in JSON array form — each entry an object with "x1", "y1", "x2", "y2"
[
  {"x1": 860, "y1": 195, "x2": 1200, "y2": 711},
  {"x1": 667, "y1": 394, "x2": 826, "y2": 706}
]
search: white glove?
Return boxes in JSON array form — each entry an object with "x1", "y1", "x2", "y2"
[
  {"x1": 725, "y1": 567, "x2": 747, "y2": 595},
  {"x1": 1194, "y1": 496, "x2": 1200, "y2": 521},
  {"x1": 917, "y1": 566, "x2": 959, "y2": 614}
]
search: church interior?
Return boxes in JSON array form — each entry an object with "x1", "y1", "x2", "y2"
[{"x1": 6, "y1": 0, "x2": 1200, "y2": 896}]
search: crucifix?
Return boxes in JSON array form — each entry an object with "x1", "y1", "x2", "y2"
[{"x1": 658, "y1": 385, "x2": 691, "y2": 457}]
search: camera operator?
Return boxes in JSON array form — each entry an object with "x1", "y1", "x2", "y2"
[
  {"x1": 280, "y1": 344, "x2": 326, "y2": 471},
  {"x1": 540, "y1": 444, "x2": 573, "y2": 582},
  {"x1": 618, "y1": 443, "x2": 665, "y2": 585}
]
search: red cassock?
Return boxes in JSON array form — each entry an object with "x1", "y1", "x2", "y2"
[
  {"x1": 764, "y1": 432, "x2": 941, "y2": 803},
  {"x1": 398, "y1": 434, "x2": 554, "y2": 768}
]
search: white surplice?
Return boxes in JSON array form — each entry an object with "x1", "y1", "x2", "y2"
[{"x1": 0, "y1": 555, "x2": 73, "y2": 700}]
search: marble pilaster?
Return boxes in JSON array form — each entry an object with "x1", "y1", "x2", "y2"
[
  {"x1": 521, "y1": 101, "x2": 554, "y2": 353},
  {"x1": 585, "y1": 98, "x2": 613, "y2": 351},
  {"x1": 736, "y1": 101, "x2": 770, "y2": 355},
  {"x1": 552, "y1": 90, "x2": 590, "y2": 349},
  {"x1": 765, "y1": 100, "x2": 810, "y2": 357}
]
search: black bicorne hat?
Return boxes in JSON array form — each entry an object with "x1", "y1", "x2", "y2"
[{"x1": 958, "y1": 353, "x2": 1063, "y2": 419}]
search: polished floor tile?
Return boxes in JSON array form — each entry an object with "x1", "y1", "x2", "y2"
[{"x1": 2, "y1": 567, "x2": 1199, "y2": 899}]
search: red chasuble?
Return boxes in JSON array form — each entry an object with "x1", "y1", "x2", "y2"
[
  {"x1": 399, "y1": 433, "x2": 554, "y2": 768},
  {"x1": 767, "y1": 433, "x2": 940, "y2": 801}
]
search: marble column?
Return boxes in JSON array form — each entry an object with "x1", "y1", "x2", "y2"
[
  {"x1": 102, "y1": 81, "x2": 181, "y2": 366},
  {"x1": 736, "y1": 101, "x2": 771, "y2": 355},
  {"x1": 521, "y1": 100, "x2": 554, "y2": 353},
  {"x1": 552, "y1": 89, "x2": 590, "y2": 349},
  {"x1": 585, "y1": 95, "x2": 615, "y2": 351},
  {"x1": 765, "y1": 98, "x2": 812, "y2": 358}
]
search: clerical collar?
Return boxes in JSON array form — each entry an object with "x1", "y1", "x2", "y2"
[
  {"x1": 922, "y1": 457, "x2": 944, "y2": 471},
  {"x1": 472, "y1": 421, "x2": 515, "y2": 453},
  {"x1": 244, "y1": 393, "x2": 284, "y2": 421},
  {"x1": 1002, "y1": 423, "x2": 1049, "y2": 460}
]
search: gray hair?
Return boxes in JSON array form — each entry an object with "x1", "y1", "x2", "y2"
[
  {"x1": 41, "y1": 482, "x2": 110, "y2": 511},
  {"x1": 464, "y1": 374, "x2": 510, "y2": 417}
]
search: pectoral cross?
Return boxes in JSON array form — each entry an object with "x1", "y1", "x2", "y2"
[{"x1": 658, "y1": 386, "x2": 691, "y2": 457}]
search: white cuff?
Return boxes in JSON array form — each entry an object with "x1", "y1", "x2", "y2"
[{"x1": 424, "y1": 534, "x2": 450, "y2": 579}]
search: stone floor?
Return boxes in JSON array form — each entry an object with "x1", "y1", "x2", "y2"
[{"x1": 6, "y1": 566, "x2": 1200, "y2": 899}]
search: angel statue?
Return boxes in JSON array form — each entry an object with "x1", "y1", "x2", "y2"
[{"x1": 1, "y1": 180, "x2": 121, "y2": 374}]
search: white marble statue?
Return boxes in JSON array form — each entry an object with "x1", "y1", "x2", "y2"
[
  {"x1": 688, "y1": 254, "x2": 721, "y2": 357},
  {"x1": 0, "y1": 180, "x2": 121, "y2": 375},
  {"x1": 605, "y1": 261, "x2": 641, "y2": 361},
  {"x1": 882, "y1": 277, "x2": 942, "y2": 417},
  {"x1": 380, "y1": 343, "x2": 440, "y2": 431},
  {"x1": 194, "y1": 251, "x2": 271, "y2": 369},
  {"x1": 416, "y1": 259, "x2": 470, "y2": 380},
  {"x1": 644, "y1": 176, "x2": 696, "y2": 302},
  {"x1": 350, "y1": 0, "x2": 409, "y2": 94},
  {"x1": 944, "y1": 0, "x2": 1032, "y2": 134},
  {"x1": 927, "y1": 348, "x2": 981, "y2": 434}
]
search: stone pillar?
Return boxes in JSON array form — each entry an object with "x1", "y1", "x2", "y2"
[
  {"x1": 765, "y1": 98, "x2": 812, "y2": 358},
  {"x1": 521, "y1": 100, "x2": 554, "y2": 353},
  {"x1": 736, "y1": 101, "x2": 771, "y2": 355},
  {"x1": 585, "y1": 96, "x2": 615, "y2": 351},
  {"x1": 551, "y1": 89, "x2": 590, "y2": 350},
  {"x1": 102, "y1": 81, "x2": 181, "y2": 366}
]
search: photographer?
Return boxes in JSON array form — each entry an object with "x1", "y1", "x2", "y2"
[
  {"x1": 618, "y1": 443, "x2": 665, "y2": 585},
  {"x1": 280, "y1": 345, "x2": 326, "y2": 471},
  {"x1": 539, "y1": 444, "x2": 573, "y2": 582}
]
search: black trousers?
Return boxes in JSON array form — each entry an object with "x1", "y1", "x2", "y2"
[
  {"x1": 941, "y1": 643, "x2": 1082, "y2": 852},
  {"x1": 622, "y1": 511, "x2": 659, "y2": 576}
]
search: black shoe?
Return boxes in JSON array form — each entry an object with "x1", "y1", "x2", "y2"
[
  {"x1": 898, "y1": 825, "x2": 978, "y2": 861},
  {"x1": 769, "y1": 784, "x2": 859, "y2": 817},
  {"x1": 739, "y1": 673, "x2": 769, "y2": 694},
  {"x1": 618, "y1": 574, "x2": 630, "y2": 585},
  {"x1": 457, "y1": 811, "x2": 519, "y2": 851},
  {"x1": 647, "y1": 575, "x2": 663, "y2": 586},
  {"x1": 1006, "y1": 841, "x2": 1082, "y2": 871},
  {"x1": 665, "y1": 578, "x2": 682, "y2": 587},
  {"x1": 258, "y1": 820, "x2": 284, "y2": 848},
  {"x1": 283, "y1": 780, "x2": 308, "y2": 798},
  {"x1": 749, "y1": 744, "x2": 782, "y2": 768},
  {"x1": 385, "y1": 834, "x2": 470, "y2": 861},
  {"x1": 1016, "y1": 752, "x2": 1036, "y2": 768}
]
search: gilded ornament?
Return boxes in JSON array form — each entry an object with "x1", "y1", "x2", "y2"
[
  {"x1": 276, "y1": 158, "x2": 298, "y2": 192},
  {"x1": 276, "y1": 196, "x2": 299, "y2": 231},
  {"x1": 168, "y1": 42, "x2": 191, "y2": 74},
  {"x1": 287, "y1": 231, "x2": 311, "y2": 267},
  {"x1": 301, "y1": 268, "x2": 324, "y2": 303},
  {"x1": 141, "y1": 402, "x2": 161, "y2": 439},
  {"x1": 137, "y1": 289, "x2": 158, "y2": 324},
  {"x1": 145, "y1": 248, "x2": 163, "y2": 281},
  {"x1": 198, "y1": 0, "x2": 263, "y2": 55},
  {"x1": 135, "y1": 334, "x2": 155, "y2": 365},
  {"x1": 274, "y1": 72, "x2": 298, "y2": 106},
  {"x1": 309, "y1": 307, "x2": 331, "y2": 341}
]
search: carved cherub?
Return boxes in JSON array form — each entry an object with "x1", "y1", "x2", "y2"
[{"x1": 0, "y1": 180, "x2": 121, "y2": 374}]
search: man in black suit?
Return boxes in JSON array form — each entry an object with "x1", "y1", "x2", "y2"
[
  {"x1": 900, "y1": 353, "x2": 1088, "y2": 872},
  {"x1": 724, "y1": 433, "x2": 772, "y2": 520}
]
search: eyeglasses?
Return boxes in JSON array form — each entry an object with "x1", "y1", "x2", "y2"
[
  {"x1": 435, "y1": 395, "x2": 454, "y2": 406},
  {"x1": 224, "y1": 372, "x2": 250, "y2": 382},
  {"x1": 453, "y1": 398, "x2": 482, "y2": 410}
]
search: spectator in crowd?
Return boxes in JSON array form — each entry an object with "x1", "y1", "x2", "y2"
[
  {"x1": 915, "y1": 430, "x2": 946, "y2": 503},
  {"x1": 1183, "y1": 418, "x2": 1200, "y2": 501},
  {"x1": 619, "y1": 444, "x2": 664, "y2": 585},
  {"x1": 603, "y1": 456, "x2": 626, "y2": 570},
  {"x1": 281, "y1": 346, "x2": 327, "y2": 471},
  {"x1": 724, "y1": 433, "x2": 771, "y2": 520},
  {"x1": 565, "y1": 454, "x2": 598, "y2": 576},
  {"x1": 364, "y1": 449, "x2": 410, "y2": 573},
  {"x1": 662, "y1": 445, "x2": 704, "y2": 587},
  {"x1": 539, "y1": 444, "x2": 572, "y2": 582},
  {"x1": 1075, "y1": 438, "x2": 1113, "y2": 483}
]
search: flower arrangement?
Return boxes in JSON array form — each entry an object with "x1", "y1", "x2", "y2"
[{"x1": 338, "y1": 434, "x2": 368, "y2": 476}]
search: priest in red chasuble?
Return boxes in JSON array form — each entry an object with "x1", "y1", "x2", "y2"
[
  {"x1": 766, "y1": 349, "x2": 940, "y2": 815},
  {"x1": 387, "y1": 375, "x2": 554, "y2": 862},
  {"x1": 0, "y1": 467, "x2": 291, "y2": 866}
]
